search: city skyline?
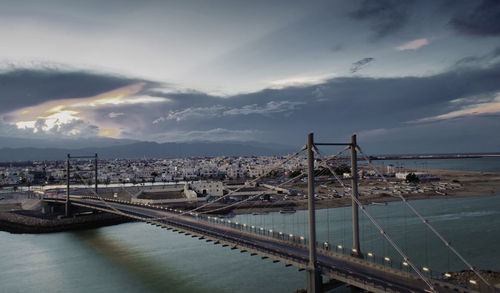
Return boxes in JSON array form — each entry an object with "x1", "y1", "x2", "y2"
[{"x1": 0, "y1": 0, "x2": 499, "y2": 154}]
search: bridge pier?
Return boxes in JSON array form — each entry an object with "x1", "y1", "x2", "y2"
[{"x1": 306, "y1": 268, "x2": 323, "y2": 293}]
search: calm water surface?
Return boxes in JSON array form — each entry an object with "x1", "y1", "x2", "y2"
[
  {"x1": 369, "y1": 156, "x2": 500, "y2": 173},
  {"x1": 1, "y1": 195, "x2": 499, "y2": 293}
]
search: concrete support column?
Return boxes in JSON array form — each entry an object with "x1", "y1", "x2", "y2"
[
  {"x1": 306, "y1": 133, "x2": 322, "y2": 293},
  {"x1": 350, "y1": 134, "x2": 361, "y2": 257},
  {"x1": 306, "y1": 269, "x2": 323, "y2": 293}
]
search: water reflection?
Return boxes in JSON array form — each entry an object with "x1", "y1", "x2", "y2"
[{"x1": 73, "y1": 229, "x2": 205, "y2": 293}]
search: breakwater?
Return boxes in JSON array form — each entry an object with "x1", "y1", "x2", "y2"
[{"x1": 0, "y1": 211, "x2": 132, "y2": 234}]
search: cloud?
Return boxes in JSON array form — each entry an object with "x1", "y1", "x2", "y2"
[
  {"x1": 350, "y1": 58, "x2": 375, "y2": 73},
  {"x1": 0, "y1": 68, "x2": 153, "y2": 114},
  {"x1": 153, "y1": 101, "x2": 304, "y2": 124},
  {"x1": 454, "y1": 46, "x2": 500, "y2": 68},
  {"x1": 450, "y1": 0, "x2": 500, "y2": 36},
  {"x1": 2, "y1": 82, "x2": 168, "y2": 137},
  {"x1": 2, "y1": 53, "x2": 500, "y2": 153},
  {"x1": 108, "y1": 112, "x2": 124, "y2": 118},
  {"x1": 395, "y1": 38, "x2": 430, "y2": 51},
  {"x1": 331, "y1": 44, "x2": 343, "y2": 52},
  {"x1": 350, "y1": 0, "x2": 415, "y2": 38},
  {"x1": 357, "y1": 128, "x2": 391, "y2": 138},
  {"x1": 12, "y1": 117, "x2": 99, "y2": 137},
  {"x1": 357, "y1": 115, "x2": 500, "y2": 154},
  {"x1": 411, "y1": 94, "x2": 500, "y2": 123},
  {"x1": 155, "y1": 128, "x2": 261, "y2": 143},
  {"x1": 222, "y1": 101, "x2": 305, "y2": 116},
  {"x1": 155, "y1": 105, "x2": 226, "y2": 123},
  {"x1": 268, "y1": 73, "x2": 337, "y2": 89}
]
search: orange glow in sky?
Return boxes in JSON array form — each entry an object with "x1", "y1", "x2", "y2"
[{"x1": 6, "y1": 82, "x2": 168, "y2": 137}]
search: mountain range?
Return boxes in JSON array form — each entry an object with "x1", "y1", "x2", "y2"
[{"x1": 0, "y1": 139, "x2": 295, "y2": 161}]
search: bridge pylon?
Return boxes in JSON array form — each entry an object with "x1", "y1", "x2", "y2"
[
  {"x1": 306, "y1": 133, "x2": 322, "y2": 293},
  {"x1": 64, "y1": 153, "x2": 99, "y2": 217},
  {"x1": 314, "y1": 134, "x2": 363, "y2": 259}
]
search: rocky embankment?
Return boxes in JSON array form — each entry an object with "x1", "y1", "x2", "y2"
[{"x1": 0, "y1": 210, "x2": 132, "y2": 233}]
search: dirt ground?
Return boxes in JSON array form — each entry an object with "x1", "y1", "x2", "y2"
[{"x1": 279, "y1": 169, "x2": 500, "y2": 211}]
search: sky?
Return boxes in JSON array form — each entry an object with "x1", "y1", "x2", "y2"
[{"x1": 0, "y1": 0, "x2": 499, "y2": 154}]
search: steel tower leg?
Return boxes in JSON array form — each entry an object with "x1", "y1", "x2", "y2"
[
  {"x1": 350, "y1": 134, "x2": 362, "y2": 257},
  {"x1": 65, "y1": 153, "x2": 71, "y2": 217},
  {"x1": 95, "y1": 153, "x2": 98, "y2": 194},
  {"x1": 306, "y1": 133, "x2": 322, "y2": 293}
]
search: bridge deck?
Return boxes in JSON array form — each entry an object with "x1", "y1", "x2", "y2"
[{"x1": 48, "y1": 197, "x2": 476, "y2": 293}]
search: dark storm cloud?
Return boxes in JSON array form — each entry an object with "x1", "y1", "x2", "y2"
[
  {"x1": 357, "y1": 115, "x2": 500, "y2": 154},
  {"x1": 2, "y1": 55, "x2": 500, "y2": 153},
  {"x1": 142, "y1": 58, "x2": 500, "y2": 149},
  {"x1": 350, "y1": 0, "x2": 415, "y2": 38},
  {"x1": 350, "y1": 57, "x2": 375, "y2": 73},
  {"x1": 0, "y1": 68, "x2": 153, "y2": 114},
  {"x1": 450, "y1": 0, "x2": 500, "y2": 37}
]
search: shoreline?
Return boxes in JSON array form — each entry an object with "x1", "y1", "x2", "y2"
[
  {"x1": 232, "y1": 169, "x2": 500, "y2": 214},
  {"x1": 0, "y1": 210, "x2": 133, "y2": 234},
  {"x1": 231, "y1": 192, "x2": 500, "y2": 215}
]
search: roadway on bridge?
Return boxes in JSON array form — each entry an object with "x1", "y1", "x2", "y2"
[{"x1": 69, "y1": 198, "x2": 471, "y2": 293}]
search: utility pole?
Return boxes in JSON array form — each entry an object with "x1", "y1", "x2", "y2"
[
  {"x1": 65, "y1": 153, "x2": 71, "y2": 217},
  {"x1": 350, "y1": 134, "x2": 362, "y2": 257},
  {"x1": 306, "y1": 133, "x2": 322, "y2": 293}
]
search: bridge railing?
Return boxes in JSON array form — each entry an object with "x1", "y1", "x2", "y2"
[
  {"x1": 317, "y1": 242, "x2": 442, "y2": 279},
  {"x1": 200, "y1": 214, "x2": 308, "y2": 245},
  {"x1": 193, "y1": 210, "x2": 441, "y2": 279}
]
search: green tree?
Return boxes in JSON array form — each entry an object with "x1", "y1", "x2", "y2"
[
  {"x1": 406, "y1": 173, "x2": 420, "y2": 183},
  {"x1": 289, "y1": 170, "x2": 302, "y2": 178},
  {"x1": 334, "y1": 165, "x2": 350, "y2": 176}
]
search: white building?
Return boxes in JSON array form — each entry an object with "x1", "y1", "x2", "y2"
[{"x1": 190, "y1": 181, "x2": 224, "y2": 196}]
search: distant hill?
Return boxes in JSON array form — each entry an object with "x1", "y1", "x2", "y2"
[
  {"x1": 0, "y1": 141, "x2": 295, "y2": 161},
  {"x1": 0, "y1": 136, "x2": 138, "y2": 149}
]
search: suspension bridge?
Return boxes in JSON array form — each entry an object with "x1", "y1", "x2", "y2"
[{"x1": 42, "y1": 133, "x2": 497, "y2": 293}]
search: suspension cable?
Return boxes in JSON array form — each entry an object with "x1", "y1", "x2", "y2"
[
  {"x1": 177, "y1": 146, "x2": 306, "y2": 216},
  {"x1": 355, "y1": 146, "x2": 495, "y2": 291},
  {"x1": 75, "y1": 173, "x2": 148, "y2": 220},
  {"x1": 200, "y1": 170, "x2": 306, "y2": 214},
  {"x1": 315, "y1": 148, "x2": 438, "y2": 293}
]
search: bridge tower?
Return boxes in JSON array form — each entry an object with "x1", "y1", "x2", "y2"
[
  {"x1": 306, "y1": 133, "x2": 322, "y2": 293},
  {"x1": 64, "y1": 153, "x2": 99, "y2": 217},
  {"x1": 314, "y1": 134, "x2": 363, "y2": 258},
  {"x1": 306, "y1": 133, "x2": 364, "y2": 292}
]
